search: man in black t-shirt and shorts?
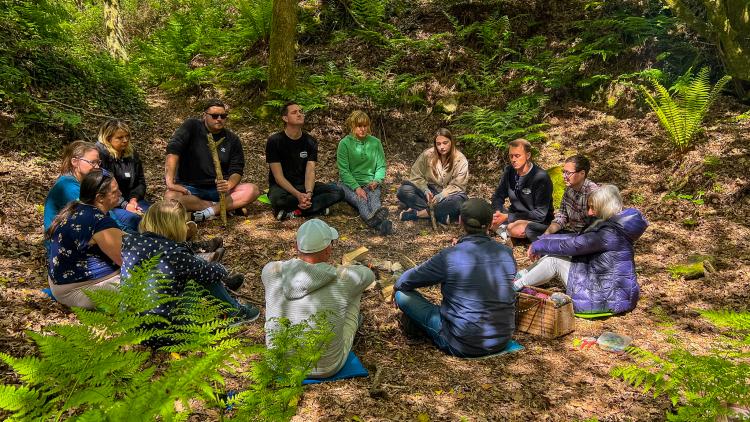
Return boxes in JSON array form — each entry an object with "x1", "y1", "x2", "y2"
[
  {"x1": 266, "y1": 102, "x2": 344, "y2": 220},
  {"x1": 165, "y1": 99, "x2": 260, "y2": 221}
]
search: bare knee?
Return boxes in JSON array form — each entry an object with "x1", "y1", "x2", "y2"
[
  {"x1": 508, "y1": 221, "x2": 529, "y2": 238},
  {"x1": 165, "y1": 190, "x2": 185, "y2": 202},
  {"x1": 230, "y1": 183, "x2": 260, "y2": 207}
]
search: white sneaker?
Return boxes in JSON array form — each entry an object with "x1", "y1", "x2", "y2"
[
  {"x1": 192, "y1": 210, "x2": 217, "y2": 222},
  {"x1": 496, "y1": 224, "x2": 509, "y2": 241}
]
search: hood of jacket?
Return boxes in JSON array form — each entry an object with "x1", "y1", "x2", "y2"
[
  {"x1": 280, "y1": 259, "x2": 338, "y2": 300},
  {"x1": 609, "y1": 208, "x2": 648, "y2": 243}
]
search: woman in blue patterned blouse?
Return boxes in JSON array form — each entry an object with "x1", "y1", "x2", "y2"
[{"x1": 46, "y1": 169, "x2": 123, "y2": 309}]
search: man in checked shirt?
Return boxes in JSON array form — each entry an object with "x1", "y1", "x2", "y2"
[{"x1": 544, "y1": 155, "x2": 599, "y2": 235}]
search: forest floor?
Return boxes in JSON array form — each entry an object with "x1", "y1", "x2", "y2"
[{"x1": 0, "y1": 91, "x2": 748, "y2": 421}]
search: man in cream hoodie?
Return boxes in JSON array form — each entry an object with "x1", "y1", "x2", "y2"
[{"x1": 262, "y1": 219, "x2": 375, "y2": 378}]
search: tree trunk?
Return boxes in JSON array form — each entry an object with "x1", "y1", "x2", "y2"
[
  {"x1": 268, "y1": 0, "x2": 297, "y2": 92},
  {"x1": 665, "y1": 0, "x2": 749, "y2": 99},
  {"x1": 104, "y1": 0, "x2": 128, "y2": 61}
]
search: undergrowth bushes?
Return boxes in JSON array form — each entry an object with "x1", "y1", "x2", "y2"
[
  {"x1": 0, "y1": 257, "x2": 331, "y2": 421},
  {"x1": 0, "y1": 0, "x2": 144, "y2": 149},
  {"x1": 613, "y1": 309, "x2": 750, "y2": 420}
]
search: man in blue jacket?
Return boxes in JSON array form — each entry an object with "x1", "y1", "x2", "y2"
[{"x1": 393, "y1": 198, "x2": 517, "y2": 357}]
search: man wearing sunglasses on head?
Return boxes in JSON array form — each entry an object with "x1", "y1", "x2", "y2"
[
  {"x1": 165, "y1": 99, "x2": 260, "y2": 221},
  {"x1": 544, "y1": 154, "x2": 598, "y2": 235}
]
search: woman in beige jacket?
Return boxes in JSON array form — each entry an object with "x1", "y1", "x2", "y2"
[{"x1": 397, "y1": 128, "x2": 469, "y2": 224}]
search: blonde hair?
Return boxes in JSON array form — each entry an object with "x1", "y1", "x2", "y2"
[
  {"x1": 346, "y1": 110, "x2": 371, "y2": 134},
  {"x1": 60, "y1": 141, "x2": 97, "y2": 175},
  {"x1": 589, "y1": 184, "x2": 623, "y2": 220},
  {"x1": 139, "y1": 200, "x2": 188, "y2": 242},
  {"x1": 430, "y1": 128, "x2": 458, "y2": 175},
  {"x1": 98, "y1": 119, "x2": 133, "y2": 159}
]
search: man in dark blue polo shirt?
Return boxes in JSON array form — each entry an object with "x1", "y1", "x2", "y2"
[{"x1": 393, "y1": 198, "x2": 517, "y2": 357}]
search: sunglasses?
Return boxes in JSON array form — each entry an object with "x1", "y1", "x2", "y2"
[
  {"x1": 78, "y1": 157, "x2": 102, "y2": 167},
  {"x1": 94, "y1": 169, "x2": 113, "y2": 192},
  {"x1": 208, "y1": 113, "x2": 229, "y2": 120}
]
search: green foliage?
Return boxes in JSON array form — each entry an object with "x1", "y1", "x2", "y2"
[
  {"x1": 612, "y1": 310, "x2": 750, "y2": 421},
  {"x1": 665, "y1": 190, "x2": 706, "y2": 205},
  {"x1": 0, "y1": 0, "x2": 144, "y2": 144},
  {"x1": 231, "y1": 314, "x2": 334, "y2": 420},
  {"x1": 132, "y1": 0, "x2": 273, "y2": 93},
  {"x1": 547, "y1": 166, "x2": 565, "y2": 209},
  {"x1": 349, "y1": 0, "x2": 386, "y2": 28},
  {"x1": 455, "y1": 94, "x2": 548, "y2": 154},
  {"x1": 641, "y1": 67, "x2": 731, "y2": 151},
  {"x1": 0, "y1": 257, "x2": 330, "y2": 421}
]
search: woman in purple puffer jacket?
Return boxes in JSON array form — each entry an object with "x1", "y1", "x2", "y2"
[{"x1": 514, "y1": 184, "x2": 648, "y2": 314}]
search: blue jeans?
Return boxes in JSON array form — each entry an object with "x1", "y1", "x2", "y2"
[
  {"x1": 338, "y1": 182, "x2": 382, "y2": 223},
  {"x1": 394, "y1": 290, "x2": 466, "y2": 357},
  {"x1": 110, "y1": 200, "x2": 151, "y2": 232},
  {"x1": 184, "y1": 184, "x2": 220, "y2": 202},
  {"x1": 396, "y1": 181, "x2": 467, "y2": 224}
]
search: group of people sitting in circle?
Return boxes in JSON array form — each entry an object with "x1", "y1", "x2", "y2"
[{"x1": 43, "y1": 99, "x2": 648, "y2": 377}]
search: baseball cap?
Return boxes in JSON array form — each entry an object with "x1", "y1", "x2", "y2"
[
  {"x1": 460, "y1": 198, "x2": 493, "y2": 229},
  {"x1": 296, "y1": 219, "x2": 339, "y2": 253}
]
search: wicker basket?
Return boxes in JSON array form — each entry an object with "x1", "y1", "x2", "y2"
[{"x1": 515, "y1": 286, "x2": 575, "y2": 338}]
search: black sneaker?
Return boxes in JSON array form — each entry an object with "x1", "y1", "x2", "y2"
[
  {"x1": 378, "y1": 219, "x2": 393, "y2": 236},
  {"x1": 230, "y1": 304, "x2": 261, "y2": 327},
  {"x1": 223, "y1": 272, "x2": 244, "y2": 292}
]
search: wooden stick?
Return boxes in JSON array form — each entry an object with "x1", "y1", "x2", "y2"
[
  {"x1": 428, "y1": 203, "x2": 438, "y2": 231},
  {"x1": 206, "y1": 134, "x2": 227, "y2": 225},
  {"x1": 369, "y1": 365, "x2": 386, "y2": 398}
]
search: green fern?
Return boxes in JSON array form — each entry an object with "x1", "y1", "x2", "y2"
[
  {"x1": 641, "y1": 67, "x2": 731, "y2": 151},
  {"x1": 0, "y1": 257, "x2": 330, "y2": 421},
  {"x1": 456, "y1": 94, "x2": 549, "y2": 154},
  {"x1": 349, "y1": 0, "x2": 386, "y2": 28},
  {"x1": 230, "y1": 314, "x2": 334, "y2": 420},
  {"x1": 612, "y1": 310, "x2": 750, "y2": 421}
]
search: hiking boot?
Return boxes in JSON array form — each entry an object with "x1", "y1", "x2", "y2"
[
  {"x1": 190, "y1": 236, "x2": 224, "y2": 253},
  {"x1": 399, "y1": 210, "x2": 418, "y2": 222},
  {"x1": 230, "y1": 304, "x2": 261, "y2": 327},
  {"x1": 378, "y1": 219, "x2": 393, "y2": 236},
  {"x1": 206, "y1": 247, "x2": 225, "y2": 263},
  {"x1": 223, "y1": 272, "x2": 244, "y2": 292},
  {"x1": 230, "y1": 207, "x2": 249, "y2": 217},
  {"x1": 366, "y1": 207, "x2": 389, "y2": 227},
  {"x1": 192, "y1": 210, "x2": 217, "y2": 222},
  {"x1": 399, "y1": 314, "x2": 427, "y2": 341}
]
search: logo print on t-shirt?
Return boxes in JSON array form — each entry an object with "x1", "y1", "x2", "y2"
[
  {"x1": 300, "y1": 151, "x2": 308, "y2": 159},
  {"x1": 522, "y1": 188, "x2": 531, "y2": 195}
]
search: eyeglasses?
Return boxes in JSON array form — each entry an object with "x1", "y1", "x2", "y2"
[
  {"x1": 562, "y1": 169, "x2": 581, "y2": 178},
  {"x1": 78, "y1": 157, "x2": 101, "y2": 167},
  {"x1": 208, "y1": 113, "x2": 229, "y2": 120}
]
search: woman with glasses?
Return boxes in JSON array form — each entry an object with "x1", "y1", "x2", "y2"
[
  {"x1": 96, "y1": 119, "x2": 150, "y2": 232},
  {"x1": 397, "y1": 128, "x2": 469, "y2": 225},
  {"x1": 513, "y1": 184, "x2": 648, "y2": 315},
  {"x1": 121, "y1": 200, "x2": 260, "y2": 340},
  {"x1": 46, "y1": 170, "x2": 123, "y2": 309},
  {"x1": 43, "y1": 141, "x2": 102, "y2": 230},
  {"x1": 336, "y1": 110, "x2": 392, "y2": 235}
]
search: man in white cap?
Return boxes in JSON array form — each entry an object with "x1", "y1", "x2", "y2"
[{"x1": 262, "y1": 219, "x2": 375, "y2": 378}]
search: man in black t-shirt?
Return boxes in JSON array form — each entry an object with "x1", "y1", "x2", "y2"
[
  {"x1": 265, "y1": 102, "x2": 343, "y2": 220},
  {"x1": 165, "y1": 99, "x2": 260, "y2": 221}
]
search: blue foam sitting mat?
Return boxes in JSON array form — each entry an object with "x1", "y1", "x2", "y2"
[
  {"x1": 302, "y1": 351, "x2": 369, "y2": 385},
  {"x1": 41, "y1": 288, "x2": 56, "y2": 302},
  {"x1": 463, "y1": 339, "x2": 524, "y2": 360}
]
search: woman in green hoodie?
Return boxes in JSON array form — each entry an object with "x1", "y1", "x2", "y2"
[{"x1": 336, "y1": 111, "x2": 392, "y2": 235}]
